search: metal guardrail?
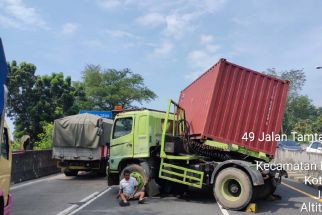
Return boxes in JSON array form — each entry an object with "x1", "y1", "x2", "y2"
[{"x1": 11, "y1": 150, "x2": 60, "y2": 183}]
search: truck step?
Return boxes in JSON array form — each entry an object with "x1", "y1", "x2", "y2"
[{"x1": 158, "y1": 159, "x2": 204, "y2": 188}]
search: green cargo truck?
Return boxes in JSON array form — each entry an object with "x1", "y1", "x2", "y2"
[
  {"x1": 107, "y1": 59, "x2": 289, "y2": 210},
  {"x1": 107, "y1": 101, "x2": 285, "y2": 210}
]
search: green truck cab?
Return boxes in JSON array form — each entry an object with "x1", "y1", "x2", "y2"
[
  {"x1": 108, "y1": 109, "x2": 166, "y2": 173},
  {"x1": 107, "y1": 101, "x2": 284, "y2": 211}
]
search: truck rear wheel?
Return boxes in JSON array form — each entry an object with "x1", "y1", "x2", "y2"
[
  {"x1": 120, "y1": 164, "x2": 148, "y2": 191},
  {"x1": 214, "y1": 167, "x2": 252, "y2": 210},
  {"x1": 64, "y1": 169, "x2": 78, "y2": 177},
  {"x1": 253, "y1": 178, "x2": 277, "y2": 200}
]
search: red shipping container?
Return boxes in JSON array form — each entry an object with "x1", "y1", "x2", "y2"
[{"x1": 179, "y1": 59, "x2": 289, "y2": 157}]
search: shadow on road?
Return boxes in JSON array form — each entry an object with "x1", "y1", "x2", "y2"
[
  {"x1": 233, "y1": 179, "x2": 318, "y2": 214},
  {"x1": 58, "y1": 171, "x2": 107, "y2": 181},
  {"x1": 72, "y1": 178, "x2": 316, "y2": 215},
  {"x1": 158, "y1": 187, "x2": 215, "y2": 205}
]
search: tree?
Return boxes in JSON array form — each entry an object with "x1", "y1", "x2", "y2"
[
  {"x1": 6, "y1": 61, "x2": 79, "y2": 144},
  {"x1": 6, "y1": 61, "x2": 37, "y2": 141},
  {"x1": 266, "y1": 68, "x2": 305, "y2": 98},
  {"x1": 34, "y1": 122, "x2": 54, "y2": 150},
  {"x1": 265, "y1": 68, "x2": 312, "y2": 135},
  {"x1": 72, "y1": 81, "x2": 93, "y2": 110},
  {"x1": 282, "y1": 96, "x2": 317, "y2": 135},
  {"x1": 80, "y1": 65, "x2": 157, "y2": 110},
  {"x1": 6, "y1": 61, "x2": 156, "y2": 147},
  {"x1": 313, "y1": 115, "x2": 322, "y2": 133},
  {"x1": 293, "y1": 119, "x2": 314, "y2": 143}
]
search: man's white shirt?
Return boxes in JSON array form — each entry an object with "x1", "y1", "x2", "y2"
[{"x1": 120, "y1": 176, "x2": 138, "y2": 196}]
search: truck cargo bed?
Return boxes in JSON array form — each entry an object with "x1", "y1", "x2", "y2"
[{"x1": 52, "y1": 146, "x2": 108, "y2": 161}]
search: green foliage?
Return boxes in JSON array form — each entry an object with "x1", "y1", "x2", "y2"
[
  {"x1": 280, "y1": 70, "x2": 306, "y2": 98},
  {"x1": 312, "y1": 115, "x2": 322, "y2": 133},
  {"x1": 292, "y1": 119, "x2": 314, "y2": 142},
  {"x1": 6, "y1": 61, "x2": 156, "y2": 148},
  {"x1": 266, "y1": 68, "x2": 321, "y2": 138},
  {"x1": 6, "y1": 61, "x2": 37, "y2": 141},
  {"x1": 6, "y1": 61, "x2": 78, "y2": 143},
  {"x1": 283, "y1": 96, "x2": 317, "y2": 134},
  {"x1": 80, "y1": 65, "x2": 157, "y2": 110},
  {"x1": 11, "y1": 141, "x2": 21, "y2": 151},
  {"x1": 34, "y1": 122, "x2": 54, "y2": 150}
]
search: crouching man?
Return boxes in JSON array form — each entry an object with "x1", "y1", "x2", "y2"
[{"x1": 119, "y1": 169, "x2": 145, "y2": 206}]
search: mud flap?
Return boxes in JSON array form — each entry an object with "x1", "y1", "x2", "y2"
[{"x1": 146, "y1": 179, "x2": 160, "y2": 197}]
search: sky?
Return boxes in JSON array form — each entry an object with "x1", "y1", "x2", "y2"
[{"x1": 1, "y1": 0, "x2": 322, "y2": 133}]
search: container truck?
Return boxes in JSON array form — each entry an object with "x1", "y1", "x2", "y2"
[
  {"x1": 53, "y1": 113, "x2": 113, "y2": 176},
  {"x1": 0, "y1": 38, "x2": 12, "y2": 215},
  {"x1": 107, "y1": 59, "x2": 289, "y2": 210}
]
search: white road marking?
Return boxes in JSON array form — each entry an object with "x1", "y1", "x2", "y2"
[
  {"x1": 217, "y1": 203, "x2": 230, "y2": 215},
  {"x1": 56, "y1": 205, "x2": 78, "y2": 215},
  {"x1": 56, "y1": 187, "x2": 112, "y2": 215},
  {"x1": 79, "y1": 192, "x2": 99, "y2": 202},
  {"x1": 11, "y1": 174, "x2": 63, "y2": 190},
  {"x1": 68, "y1": 187, "x2": 112, "y2": 215},
  {"x1": 56, "y1": 191, "x2": 99, "y2": 215}
]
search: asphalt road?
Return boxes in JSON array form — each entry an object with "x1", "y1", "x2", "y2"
[
  {"x1": 10, "y1": 172, "x2": 108, "y2": 215},
  {"x1": 10, "y1": 173, "x2": 322, "y2": 215}
]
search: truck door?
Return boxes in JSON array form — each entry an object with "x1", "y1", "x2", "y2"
[
  {"x1": 110, "y1": 117, "x2": 134, "y2": 168},
  {"x1": 134, "y1": 115, "x2": 149, "y2": 157}
]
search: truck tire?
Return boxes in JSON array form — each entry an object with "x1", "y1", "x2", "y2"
[
  {"x1": 253, "y1": 178, "x2": 277, "y2": 200},
  {"x1": 98, "y1": 161, "x2": 107, "y2": 176},
  {"x1": 107, "y1": 173, "x2": 119, "y2": 186},
  {"x1": 214, "y1": 167, "x2": 252, "y2": 210},
  {"x1": 64, "y1": 169, "x2": 78, "y2": 177},
  {"x1": 120, "y1": 164, "x2": 148, "y2": 191}
]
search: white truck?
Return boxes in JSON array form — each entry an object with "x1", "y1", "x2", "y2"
[{"x1": 52, "y1": 113, "x2": 112, "y2": 176}]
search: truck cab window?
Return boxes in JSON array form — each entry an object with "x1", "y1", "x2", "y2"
[
  {"x1": 161, "y1": 119, "x2": 173, "y2": 135},
  {"x1": 113, "y1": 117, "x2": 133, "y2": 139},
  {"x1": 1, "y1": 127, "x2": 9, "y2": 159}
]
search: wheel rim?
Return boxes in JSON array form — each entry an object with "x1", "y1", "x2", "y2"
[
  {"x1": 220, "y1": 178, "x2": 243, "y2": 201},
  {"x1": 130, "y1": 171, "x2": 144, "y2": 190}
]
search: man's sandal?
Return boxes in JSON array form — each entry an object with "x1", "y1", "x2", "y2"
[{"x1": 119, "y1": 200, "x2": 130, "y2": 207}]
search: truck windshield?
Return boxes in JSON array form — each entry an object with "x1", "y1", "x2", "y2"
[{"x1": 113, "y1": 117, "x2": 133, "y2": 139}]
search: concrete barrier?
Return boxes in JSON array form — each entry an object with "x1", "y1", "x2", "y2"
[
  {"x1": 274, "y1": 150, "x2": 322, "y2": 182},
  {"x1": 11, "y1": 150, "x2": 60, "y2": 183},
  {"x1": 10, "y1": 149, "x2": 321, "y2": 184}
]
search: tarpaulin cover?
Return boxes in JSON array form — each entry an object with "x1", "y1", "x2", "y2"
[{"x1": 53, "y1": 113, "x2": 113, "y2": 149}]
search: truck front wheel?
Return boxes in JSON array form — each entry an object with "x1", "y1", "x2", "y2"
[
  {"x1": 120, "y1": 164, "x2": 148, "y2": 191},
  {"x1": 64, "y1": 169, "x2": 78, "y2": 177},
  {"x1": 214, "y1": 167, "x2": 252, "y2": 210}
]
